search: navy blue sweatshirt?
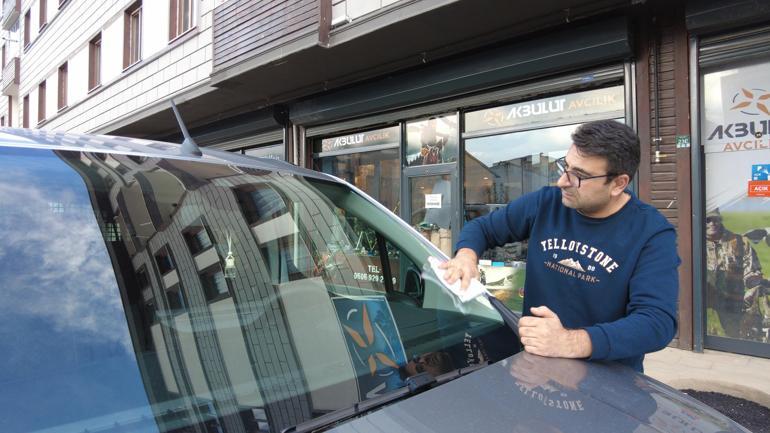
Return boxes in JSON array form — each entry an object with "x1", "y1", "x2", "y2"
[{"x1": 457, "y1": 187, "x2": 679, "y2": 372}]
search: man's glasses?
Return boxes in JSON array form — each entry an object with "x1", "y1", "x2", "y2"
[
  {"x1": 555, "y1": 157, "x2": 615, "y2": 188},
  {"x1": 705, "y1": 217, "x2": 722, "y2": 224}
]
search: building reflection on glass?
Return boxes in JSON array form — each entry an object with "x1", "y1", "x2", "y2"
[{"x1": 56, "y1": 150, "x2": 415, "y2": 433}]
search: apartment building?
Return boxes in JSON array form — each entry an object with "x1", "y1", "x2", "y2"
[{"x1": 2, "y1": 0, "x2": 770, "y2": 363}]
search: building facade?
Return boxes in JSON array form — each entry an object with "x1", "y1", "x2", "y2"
[{"x1": 3, "y1": 0, "x2": 770, "y2": 360}]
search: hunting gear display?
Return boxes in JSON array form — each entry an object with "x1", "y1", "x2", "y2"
[{"x1": 705, "y1": 208, "x2": 770, "y2": 342}]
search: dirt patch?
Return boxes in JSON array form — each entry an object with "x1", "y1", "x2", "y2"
[{"x1": 681, "y1": 389, "x2": 770, "y2": 433}]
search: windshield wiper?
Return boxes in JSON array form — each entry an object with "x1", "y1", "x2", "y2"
[{"x1": 281, "y1": 363, "x2": 489, "y2": 433}]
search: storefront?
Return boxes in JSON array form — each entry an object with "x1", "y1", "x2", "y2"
[
  {"x1": 193, "y1": 107, "x2": 288, "y2": 160},
  {"x1": 691, "y1": 24, "x2": 770, "y2": 358},
  {"x1": 306, "y1": 68, "x2": 631, "y2": 313}
]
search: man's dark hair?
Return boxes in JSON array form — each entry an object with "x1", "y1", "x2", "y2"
[{"x1": 571, "y1": 120, "x2": 640, "y2": 182}]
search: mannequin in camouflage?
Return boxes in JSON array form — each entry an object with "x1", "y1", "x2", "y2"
[{"x1": 705, "y1": 208, "x2": 766, "y2": 340}]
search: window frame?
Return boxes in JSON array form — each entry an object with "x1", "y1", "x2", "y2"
[
  {"x1": 199, "y1": 263, "x2": 232, "y2": 302},
  {"x1": 153, "y1": 245, "x2": 176, "y2": 276},
  {"x1": 88, "y1": 34, "x2": 102, "y2": 91},
  {"x1": 57, "y1": 62, "x2": 67, "y2": 111},
  {"x1": 123, "y1": 1, "x2": 142, "y2": 69},
  {"x1": 37, "y1": 81, "x2": 46, "y2": 124},
  {"x1": 169, "y1": 0, "x2": 195, "y2": 41},
  {"x1": 182, "y1": 216, "x2": 215, "y2": 256},
  {"x1": 22, "y1": 94, "x2": 28, "y2": 128},
  {"x1": 23, "y1": 10, "x2": 30, "y2": 48},
  {"x1": 39, "y1": 0, "x2": 47, "y2": 31}
]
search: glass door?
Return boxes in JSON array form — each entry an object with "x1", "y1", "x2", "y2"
[
  {"x1": 701, "y1": 57, "x2": 770, "y2": 356},
  {"x1": 402, "y1": 113, "x2": 460, "y2": 257},
  {"x1": 406, "y1": 172, "x2": 455, "y2": 257}
]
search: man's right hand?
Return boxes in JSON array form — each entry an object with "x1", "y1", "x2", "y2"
[{"x1": 438, "y1": 248, "x2": 479, "y2": 289}]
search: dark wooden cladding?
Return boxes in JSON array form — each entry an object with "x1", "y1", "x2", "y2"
[{"x1": 213, "y1": 0, "x2": 320, "y2": 72}]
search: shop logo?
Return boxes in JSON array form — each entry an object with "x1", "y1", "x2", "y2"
[
  {"x1": 730, "y1": 88, "x2": 770, "y2": 116},
  {"x1": 342, "y1": 304, "x2": 400, "y2": 376}
]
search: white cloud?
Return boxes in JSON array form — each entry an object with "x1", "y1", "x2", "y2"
[{"x1": 0, "y1": 177, "x2": 133, "y2": 353}]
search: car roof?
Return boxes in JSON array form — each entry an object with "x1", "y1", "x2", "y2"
[{"x1": 0, "y1": 127, "x2": 330, "y2": 181}]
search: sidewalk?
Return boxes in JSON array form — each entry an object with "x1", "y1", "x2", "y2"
[{"x1": 645, "y1": 347, "x2": 770, "y2": 409}]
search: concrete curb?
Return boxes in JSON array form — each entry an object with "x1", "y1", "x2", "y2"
[{"x1": 645, "y1": 347, "x2": 770, "y2": 409}]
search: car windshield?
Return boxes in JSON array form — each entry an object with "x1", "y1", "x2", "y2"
[{"x1": 0, "y1": 147, "x2": 517, "y2": 433}]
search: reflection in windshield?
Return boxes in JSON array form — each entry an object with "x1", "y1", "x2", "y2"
[
  {"x1": 0, "y1": 147, "x2": 516, "y2": 433},
  {"x1": 0, "y1": 147, "x2": 154, "y2": 433}
]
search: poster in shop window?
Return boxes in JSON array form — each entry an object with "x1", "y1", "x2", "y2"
[
  {"x1": 332, "y1": 296, "x2": 407, "y2": 400},
  {"x1": 702, "y1": 60, "x2": 770, "y2": 343}
]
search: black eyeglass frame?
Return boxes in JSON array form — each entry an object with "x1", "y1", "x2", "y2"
[{"x1": 555, "y1": 156, "x2": 617, "y2": 188}]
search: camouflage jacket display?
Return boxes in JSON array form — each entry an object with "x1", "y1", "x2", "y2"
[{"x1": 706, "y1": 230, "x2": 763, "y2": 301}]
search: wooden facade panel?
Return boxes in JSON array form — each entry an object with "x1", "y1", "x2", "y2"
[
  {"x1": 652, "y1": 181, "x2": 678, "y2": 191},
  {"x1": 215, "y1": 5, "x2": 315, "y2": 55},
  {"x1": 213, "y1": 0, "x2": 319, "y2": 72},
  {"x1": 215, "y1": 0, "x2": 311, "y2": 44},
  {"x1": 215, "y1": 16, "x2": 317, "y2": 67},
  {"x1": 215, "y1": 16, "x2": 317, "y2": 69},
  {"x1": 215, "y1": 0, "x2": 305, "y2": 31},
  {"x1": 652, "y1": 172, "x2": 677, "y2": 182},
  {"x1": 660, "y1": 208, "x2": 678, "y2": 220},
  {"x1": 216, "y1": 7, "x2": 317, "y2": 57},
  {"x1": 651, "y1": 190, "x2": 677, "y2": 200}
]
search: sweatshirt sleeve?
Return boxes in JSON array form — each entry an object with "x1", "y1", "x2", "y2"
[
  {"x1": 584, "y1": 226, "x2": 680, "y2": 361},
  {"x1": 455, "y1": 188, "x2": 544, "y2": 257}
]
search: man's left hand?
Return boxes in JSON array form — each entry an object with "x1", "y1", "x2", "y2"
[{"x1": 518, "y1": 306, "x2": 592, "y2": 359}]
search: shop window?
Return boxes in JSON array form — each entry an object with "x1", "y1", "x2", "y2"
[
  {"x1": 7, "y1": 96, "x2": 12, "y2": 126},
  {"x1": 313, "y1": 125, "x2": 401, "y2": 213},
  {"x1": 169, "y1": 0, "x2": 194, "y2": 41},
  {"x1": 89, "y1": 34, "x2": 101, "y2": 91},
  {"x1": 58, "y1": 63, "x2": 67, "y2": 110},
  {"x1": 243, "y1": 142, "x2": 284, "y2": 160},
  {"x1": 405, "y1": 114, "x2": 458, "y2": 166},
  {"x1": 701, "y1": 59, "x2": 770, "y2": 346},
  {"x1": 461, "y1": 86, "x2": 625, "y2": 312},
  {"x1": 124, "y1": 1, "x2": 142, "y2": 68}
]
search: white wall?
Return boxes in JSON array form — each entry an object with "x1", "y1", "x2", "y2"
[
  {"x1": 69, "y1": 44, "x2": 89, "y2": 104},
  {"x1": 143, "y1": 0, "x2": 170, "y2": 58},
  {"x1": 45, "y1": 72, "x2": 56, "y2": 119},
  {"x1": 28, "y1": 85, "x2": 36, "y2": 125},
  {"x1": 102, "y1": 14, "x2": 123, "y2": 82},
  {"x1": 15, "y1": 0, "x2": 217, "y2": 132}
]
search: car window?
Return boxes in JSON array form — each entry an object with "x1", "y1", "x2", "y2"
[{"x1": 0, "y1": 147, "x2": 518, "y2": 433}]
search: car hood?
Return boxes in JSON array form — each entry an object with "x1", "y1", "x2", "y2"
[{"x1": 329, "y1": 352, "x2": 748, "y2": 433}]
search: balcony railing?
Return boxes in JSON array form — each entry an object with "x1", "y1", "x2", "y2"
[
  {"x1": 212, "y1": 0, "x2": 328, "y2": 73},
  {"x1": 2, "y1": 0, "x2": 20, "y2": 31},
  {"x1": 2, "y1": 57, "x2": 19, "y2": 96}
]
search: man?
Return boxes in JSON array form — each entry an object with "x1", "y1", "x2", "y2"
[
  {"x1": 440, "y1": 120, "x2": 679, "y2": 372},
  {"x1": 705, "y1": 208, "x2": 766, "y2": 340}
]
